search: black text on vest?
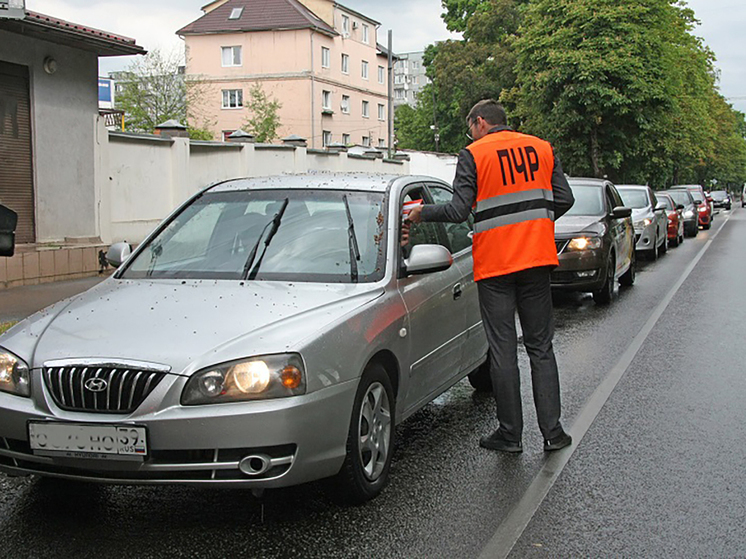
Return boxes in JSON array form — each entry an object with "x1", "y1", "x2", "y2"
[{"x1": 496, "y1": 146, "x2": 540, "y2": 185}]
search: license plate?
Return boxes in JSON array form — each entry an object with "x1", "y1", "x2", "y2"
[{"x1": 28, "y1": 422, "x2": 147, "y2": 461}]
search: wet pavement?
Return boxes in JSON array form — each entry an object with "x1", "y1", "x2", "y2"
[{"x1": 0, "y1": 210, "x2": 744, "y2": 558}]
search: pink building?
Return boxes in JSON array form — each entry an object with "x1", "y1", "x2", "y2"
[{"x1": 178, "y1": 0, "x2": 391, "y2": 149}]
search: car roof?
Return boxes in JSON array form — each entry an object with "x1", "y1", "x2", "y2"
[
  {"x1": 567, "y1": 177, "x2": 609, "y2": 187},
  {"x1": 670, "y1": 184, "x2": 703, "y2": 190},
  {"x1": 616, "y1": 184, "x2": 649, "y2": 190},
  {"x1": 205, "y1": 172, "x2": 430, "y2": 194}
]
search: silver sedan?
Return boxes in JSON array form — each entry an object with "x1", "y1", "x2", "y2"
[
  {"x1": 0, "y1": 173, "x2": 487, "y2": 503},
  {"x1": 617, "y1": 185, "x2": 669, "y2": 260}
]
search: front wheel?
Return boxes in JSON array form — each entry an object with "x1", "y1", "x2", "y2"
[
  {"x1": 619, "y1": 250, "x2": 635, "y2": 287},
  {"x1": 334, "y1": 362, "x2": 395, "y2": 505},
  {"x1": 593, "y1": 254, "x2": 615, "y2": 304},
  {"x1": 658, "y1": 234, "x2": 668, "y2": 255}
]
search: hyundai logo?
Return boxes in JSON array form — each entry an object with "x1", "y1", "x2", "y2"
[{"x1": 84, "y1": 378, "x2": 108, "y2": 392}]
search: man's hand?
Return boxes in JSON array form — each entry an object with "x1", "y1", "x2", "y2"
[{"x1": 407, "y1": 204, "x2": 424, "y2": 223}]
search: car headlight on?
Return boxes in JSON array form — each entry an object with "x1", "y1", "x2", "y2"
[
  {"x1": 567, "y1": 236, "x2": 602, "y2": 251},
  {"x1": 181, "y1": 353, "x2": 305, "y2": 405},
  {"x1": 633, "y1": 218, "x2": 652, "y2": 230},
  {"x1": 0, "y1": 349, "x2": 30, "y2": 397},
  {"x1": 683, "y1": 210, "x2": 694, "y2": 218}
]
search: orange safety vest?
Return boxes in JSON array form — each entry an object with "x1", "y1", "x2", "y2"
[{"x1": 469, "y1": 130, "x2": 558, "y2": 281}]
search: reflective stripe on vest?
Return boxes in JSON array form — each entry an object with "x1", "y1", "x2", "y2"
[{"x1": 474, "y1": 189, "x2": 555, "y2": 234}]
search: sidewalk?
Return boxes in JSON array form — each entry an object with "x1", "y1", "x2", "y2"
[{"x1": 0, "y1": 276, "x2": 106, "y2": 323}]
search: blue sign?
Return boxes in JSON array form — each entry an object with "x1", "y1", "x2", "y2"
[{"x1": 98, "y1": 79, "x2": 113, "y2": 103}]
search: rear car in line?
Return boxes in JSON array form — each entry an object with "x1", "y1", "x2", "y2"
[
  {"x1": 671, "y1": 185, "x2": 711, "y2": 230},
  {"x1": 0, "y1": 172, "x2": 488, "y2": 504},
  {"x1": 709, "y1": 190, "x2": 731, "y2": 211},
  {"x1": 552, "y1": 178, "x2": 635, "y2": 304},
  {"x1": 665, "y1": 189, "x2": 699, "y2": 237},
  {"x1": 656, "y1": 192, "x2": 684, "y2": 248}
]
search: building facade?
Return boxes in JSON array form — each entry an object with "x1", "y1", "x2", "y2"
[
  {"x1": 178, "y1": 0, "x2": 391, "y2": 149},
  {"x1": 393, "y1": 51, "x2": 429, "y2": 108}
]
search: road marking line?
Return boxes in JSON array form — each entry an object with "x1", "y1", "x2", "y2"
[{"x1": 478, "y1": 213, "x2": 731, "y2": 559}]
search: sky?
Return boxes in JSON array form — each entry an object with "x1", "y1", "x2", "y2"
[{"x1": 28, "y1": 0, "x2": 746, "y2": 113}]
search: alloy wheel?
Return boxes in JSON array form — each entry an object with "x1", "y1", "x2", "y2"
[{"x1": 357, "y1": 382, "x2": 392, "y2": 481}]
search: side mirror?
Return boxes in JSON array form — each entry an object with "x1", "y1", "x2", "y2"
[
  {"x1": 0, "y1": 204, "x2": 18, "y2": 257},
  {"x1": 403, "y1": 244, "x2": 453, "y2": 276},
  {"x1": 106, "y1": 241, "x2": 132, "y2": 268},
  {"x1": 611, "y1": 206, "x2": 632, "y2": 219},
  {"x1": 676, "y1": 204, "x2": 685, "y2": 211}
]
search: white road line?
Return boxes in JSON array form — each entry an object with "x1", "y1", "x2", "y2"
[{"x1": 478, "y1": 212, "x2": 732, "y2": 559}]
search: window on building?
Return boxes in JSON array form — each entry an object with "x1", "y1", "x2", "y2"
[
  {"x1": 362, "y1": 136, "x2": 370, "y2": 147},
  {"x1": 323, "y1": 130, "x2": 332, "y2": 146},
  {"x1": 411, "y1": 61, "x2": 419, "y2": 69},
  {"x1": 378, "y1": 138, "x2": 386, "y2": 147},
  {"x1": 412, "y1": 76, "x2": 418, "y2": 84},
  {"x1": 341, "y1": 53, "x2": 349, "y2": 74},
  {"x1": 228, "y1": 7, "x2": 243, "y2": 20},
  {"x1": 322, "y1": 90, "x2": 332, "y2": 110},
  {"x1": 362, "y1": 24, "x2": 369, "y2": 44},
  {"x1": 342, "y1": 15, "x2": 350, "y2": 35},
  {"x1": 341, "y1": 95, "x2": 350, "y2": 114},
  {"x1": 222, "y1": 89, "x2": 243, "y2": 108},
  {"x1": 395, "y1": 89, "x2": 405, "y2": 100},
  {"x1": 342, "y1": 133, "x2": 351, "y2": 145},
  {"x1": 362, "y1": 100, "x2": 369, "y2": 118},
  {"x1": 361, "y1": 60, "x2": 369, "y2": 80},
  {"x1": 378, "y1": 66, "x2": 385, "y2": 84},
  {"x1": 321, "y1": 47, "x2": 330, "y2": 68},
  {"x1": 378, "y1": 103, "x2": 386, "y2": 121},
  {"x1": 221, "y1": 46, "x2": 242, "y2": 67}
]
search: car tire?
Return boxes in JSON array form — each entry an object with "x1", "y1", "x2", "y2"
[
  {"x1": 670, "y1": 234, "x2": 679, "y2": 248},
  {"x1": 334, "y1": 362, "x2": 395, "y2": 505},
  {"x1": 593, "y1": 254, "x2": 615, "y2": 304},
  {"x1": 659, "y1": 234, "x2": 668, "y2": 255},
  {"x1": 468, "y1": 355, "x2": 493, "y2": 393},
  {"x1": 619, "y1": 250, "x2": 635, "y2": 287},
  {"x1": 703, "y1": 222, "x2": 711, "y2": 230}
]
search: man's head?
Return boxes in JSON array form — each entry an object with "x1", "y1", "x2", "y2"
[{"x1": 466, "y1": 99, "x2": 507, "y2": 141}]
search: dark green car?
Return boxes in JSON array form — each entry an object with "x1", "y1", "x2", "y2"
[{"x1": 551, "y1": 178, "x2": 635, "y2": 304}]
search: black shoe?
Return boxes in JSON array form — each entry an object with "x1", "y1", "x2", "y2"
[
  {"x1": 479, "y1": 430, "x2": 523, "y2": 453},
  {"x1": 544, "y1": 432, "x2": 572, "y2": 451}
]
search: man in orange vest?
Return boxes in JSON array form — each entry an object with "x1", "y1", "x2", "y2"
[{"x1": 407, "y1": 99, "x2": 575, "y2": 453}]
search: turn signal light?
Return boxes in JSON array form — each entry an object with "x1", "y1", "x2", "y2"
[{"x1": 280, "y1": 366, "x2": 303, "y2": 389}]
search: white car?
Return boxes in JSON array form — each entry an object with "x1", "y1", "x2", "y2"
[{"x1": 617, "y1": 185, "x2": 669, "y2": 260}]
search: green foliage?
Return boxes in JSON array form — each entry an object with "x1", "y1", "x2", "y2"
[
  {"x1": 243, "y1": 83, "x2": 282, "y2": 144},
  {"x1": 188, "y1": 126, "x2": 214, "y2": 141},
  {"x1": 115, "y1": 49, "x2": 215, "y2": 135},
  {"x1": 0, "y1": 321, "x2": 16, "y2": 335}
]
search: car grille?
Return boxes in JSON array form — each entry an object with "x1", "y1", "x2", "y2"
[
  {"x1": 43, "y1": 365, "x2": 166, "y2": 414},
  {"x1": 555, "y1": 240, "x2": 569, "y2": 254}
]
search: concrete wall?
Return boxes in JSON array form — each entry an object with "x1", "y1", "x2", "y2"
[
  {"x1": 95, "y1": 129, "x2": 457, "y2": 245},
  {"x1": 0, "y1": 30, "x2": 98, "y2": 243}
]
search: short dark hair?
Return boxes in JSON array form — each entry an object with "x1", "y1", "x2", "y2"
[{"x1": 467, "y1": 99, "x2": 507, "y2": 126}]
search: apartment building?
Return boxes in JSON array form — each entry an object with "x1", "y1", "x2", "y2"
[
  {"x1": 393, "y1": 51, "x2": 430, "y2": 108},
  {"x1": 178, "y1": 0, "x2": 391, "y2": 149}
]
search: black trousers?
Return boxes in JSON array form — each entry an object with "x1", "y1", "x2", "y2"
[{"x1": 477, "y1": 266, "x2": 564, "y2": 442}]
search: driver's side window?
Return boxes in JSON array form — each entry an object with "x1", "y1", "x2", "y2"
[
  {"x1": 428, "y1": 185, "x2": 473, "y2": 253},
  {"x1": 401, "y1": 188, "x2": 441, "y2": 256}
]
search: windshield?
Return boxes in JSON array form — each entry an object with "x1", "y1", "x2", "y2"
[
  {"x1": 121, "y1": 189, "x2": 387, "y2": 283},
  {"x1": 667, "y1": 191, "x2": 691, "y2": 206},
  {"x1": 618, "y1": 189, "x2": 650, "y2": 209},
  {"x1": 678, "y1": 188, "x2": 704, "y2": 203},
  {"x1": 710, "y1": 191, "x2": 728, "y2": 201},
  {"x1": 658, "y1": 195, "x2": 674, "y2": 211},
  {"x1": 564, "y1": 185, "x2": 605, "y2": 216}
]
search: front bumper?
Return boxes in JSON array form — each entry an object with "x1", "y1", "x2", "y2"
[
  {"x1": 634, "y1": 224, "x2": 657, "y2": 252},
  {"x1": 551, "y1": 245, "x2": 606, "y2": 291},
  {"x1": 0, "y1": 369, "x2": 357, "y2": 488}
]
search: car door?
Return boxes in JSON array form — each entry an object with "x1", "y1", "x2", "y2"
[
  {"x1": 649, "y1": 188, "x2": 667, "y2": 247},
  {"x1": 426, "y1": 182, "x2": 488, "y2": 375},
  {"x1": 397, "y1": 184, "x2": 467, "y2": 412},
  {"x1": 607, "y1": 183, "x2": 633, "y2": 275}
]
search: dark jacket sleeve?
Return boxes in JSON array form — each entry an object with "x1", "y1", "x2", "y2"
[
  {"x1": 551, "y1": 154, "x2": 574, "y2": 220},
  {"x1": 420, "y1": 149, "x2": 477, "y2": 223}
]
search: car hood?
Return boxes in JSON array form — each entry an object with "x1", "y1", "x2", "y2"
[
  {"x1": 554, "y1": 215, "x2": 605, "y2": 237},
  {"x1": 1, "y1": 279, "x2": 384, "y2": 375},
  {"x1": 630, "y1": 208, "x2": 653, "y2": 220}
]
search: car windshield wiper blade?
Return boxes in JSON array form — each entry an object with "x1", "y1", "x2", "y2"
[
  {"x1": 146, "y1": 241, "x2": 163, "y2": 277},
  {"x1": 246, "y1": 198, "x2": 289, "y2": 281},
  {"x1": 343, "y1": 194, "x2": 361, "y2": 283}
]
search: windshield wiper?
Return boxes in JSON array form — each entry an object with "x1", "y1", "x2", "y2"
[
  {"x1": 146, "y1": 241, "x2": 163, "y2": 277},
  {"x1": 343, "y1": 194, "x2": 361, "y2": 283},
  {"x1": 245, "y1": 198, "x2": 289, "y2": 281}
]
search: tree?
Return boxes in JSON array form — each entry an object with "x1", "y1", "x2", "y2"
[
  {"x1": 115, "y1": 49, "x2": 215, "y2": 139},
  {"x1": 243, "y1": 83, "x2": 282, "y2": 143}
]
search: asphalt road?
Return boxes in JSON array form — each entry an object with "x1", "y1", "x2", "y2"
[{"x1": 1, "y1": 209, "x2": 744, "y2": 558}]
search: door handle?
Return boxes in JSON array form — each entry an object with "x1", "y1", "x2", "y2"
[{"x1": 452, "y1": 283, "x2": 462, "y2": 300}]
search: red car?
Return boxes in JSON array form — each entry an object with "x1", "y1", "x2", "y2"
[
  {"x1": 657, "y1": 192, "x2": 684, "y2": 247},
  {"x1": 670, "y1": 185, "x2": 711, "y2": 230}
]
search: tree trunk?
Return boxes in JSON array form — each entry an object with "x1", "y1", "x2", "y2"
[{"x1": 590, "y1": 126, "x2": 602, "y2": 178}]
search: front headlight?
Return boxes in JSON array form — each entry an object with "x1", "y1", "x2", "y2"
[
  {"x1": 181, "y1": 353, "x2": 306, "y2": 405},
  {"x1": 0, "y1": 349, "x2": 30, "y2": 397},
  {"x1": 567, "y1": 236, "x2": 602, "y2": 251},
  {"x1": 633, "y1": 218, "x2": 652, "y2": 230},
  {"x1": 683, "y1": 210, "x2": 694, "y2": 218}
]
